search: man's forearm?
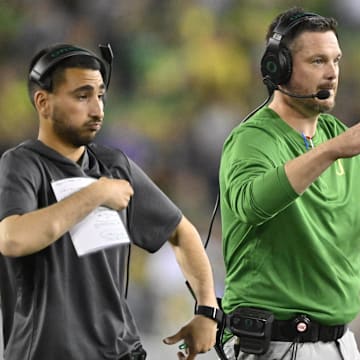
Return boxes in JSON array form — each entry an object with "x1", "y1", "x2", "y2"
[
  {"x1": 169, "y1": 216, "x2": 218, "y2": 307},
  {"x1": 285, "y1": 139, "x2": 338, "y2": 194},
  {"x1": 0, "y1": 180, "x2": 107, "y2": 257}
]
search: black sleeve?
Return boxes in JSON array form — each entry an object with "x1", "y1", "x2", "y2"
[
  {"x1": 127, "y1": 159, "x2": 182, "y2": 253},
  {"x1": 0, "y1": 148, "x2": 41, "y2": 220}
]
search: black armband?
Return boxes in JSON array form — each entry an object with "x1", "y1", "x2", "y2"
[{"x1": 195, "y1": 305, "x2": 224, "y2": 324}]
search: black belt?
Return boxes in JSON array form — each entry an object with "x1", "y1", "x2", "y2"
[{"x1": 271, "y1": 317, "x2": 347, "y2": 342}]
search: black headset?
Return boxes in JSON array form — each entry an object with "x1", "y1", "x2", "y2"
[
  {"x1": 29, "y1": 43, "x2": 114, "y2": 89},
  {"x1": 260, "y1": 12, "x2": 321, "y2": 90}
]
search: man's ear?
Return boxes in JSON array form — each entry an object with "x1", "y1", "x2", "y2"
[{"x1": 34, "y1": 90, "x2": 51, "y2": 118}]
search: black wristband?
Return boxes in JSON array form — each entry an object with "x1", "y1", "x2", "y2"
[{"x1": 195, "y1": 305, "x2": 224, "y2": 324}]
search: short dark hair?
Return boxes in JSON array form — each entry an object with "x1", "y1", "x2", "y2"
[
  {"x1": 266, "y1": 7, "x2": 338, "y2": 49},
  {"x1": 27, "y1": 44, "x2": 103, "y2": 107}
]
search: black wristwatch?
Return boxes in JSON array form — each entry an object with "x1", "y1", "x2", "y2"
[{"x1": 195, "y1": 305, "x2": 224, "y2": 324}]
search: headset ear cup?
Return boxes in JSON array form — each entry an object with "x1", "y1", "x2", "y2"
[
  {"x1": 277, "y1": 47, "x2": 292, "y2": 85},
  {"x1": 261, "y1": 46, "x2": 292, "y2": 86},
  {"x1": 261, "y1": 50, "x2": 281, "y2": 86}
]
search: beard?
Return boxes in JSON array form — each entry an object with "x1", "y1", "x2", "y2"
[
  {"x1": 302, "y1": 98, "x2": 335, "y2": 114},
  {"x1": 282, "y1": 83, "x2": 336, "y2": 114},
  {"x1": 282, "y1": 86, "x2": 336, "y2": 115},
  {"x1": 51, "y1": 106, "x2": 99, "y2": 147}
]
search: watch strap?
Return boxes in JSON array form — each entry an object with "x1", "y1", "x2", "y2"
[{"x1": 195, "y1": 305, "x2": 224, "y2": 324}]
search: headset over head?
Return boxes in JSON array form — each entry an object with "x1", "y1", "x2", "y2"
[
  {"x1": 28, "y1": 43, "x2": 113, "y2": 91},
  {"x1": 260, "y1": 11, "x2": 324, "y2": 93}
]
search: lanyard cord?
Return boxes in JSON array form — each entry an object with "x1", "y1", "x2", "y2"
[
  {"x1": 204, "y1": 92, "x2": 273, "y2": 250},
  {"x1": 275, "y1": 337, "x2": 300, "y2": 360},
  {"x1": 301, "y1": 132, "x2": 314, "y2": 150}
]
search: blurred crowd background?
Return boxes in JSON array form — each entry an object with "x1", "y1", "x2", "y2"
[{"x1": 1, "y1": 0, "x2": 360, "y2": 358}]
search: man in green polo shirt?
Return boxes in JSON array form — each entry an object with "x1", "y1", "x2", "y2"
[{"x1": 219, "y1": 6, "x2": 360, "y2": 360}]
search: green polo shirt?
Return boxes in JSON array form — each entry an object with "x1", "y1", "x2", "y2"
[{"x1": 219, "y1": 107, "x2": 360, "y2": 328}]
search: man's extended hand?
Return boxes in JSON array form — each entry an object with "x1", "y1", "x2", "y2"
[{"x1": 163, "y1": 315, "x2": 217, "y2": 359}]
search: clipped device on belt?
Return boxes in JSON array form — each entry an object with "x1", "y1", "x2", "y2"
[{"x1": 227, "y1": 307, "x2": 274, "y2": 355}]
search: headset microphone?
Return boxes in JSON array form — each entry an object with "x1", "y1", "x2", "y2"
[
  {"x1": 277, "y1": 87, "x2": 331, "y2": 100},
  {"x1": 262, "y1": 75, "x2": 330, "y2": 100}
]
